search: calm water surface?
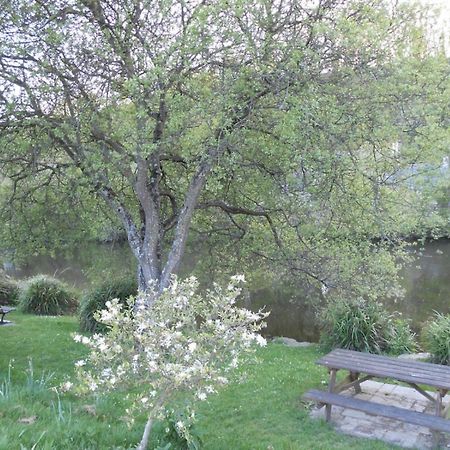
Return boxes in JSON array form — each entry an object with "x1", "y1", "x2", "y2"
[{"x1": 7, "y1": 239, "x2": 450, "y2": 342}]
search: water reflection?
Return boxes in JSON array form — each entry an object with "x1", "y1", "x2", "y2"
[
  {"x1": 246, "y1": 286, "x2": 321, "y2": 342},
  {"x1": 9, "y1": 243, "x2": 135, "y2": 290},
  {"x1": 6, "y1": 239, "x2": 450, "y2": 342},
  {"x1": 389, "y1": 240, "x2": 450, "y2": 332}
]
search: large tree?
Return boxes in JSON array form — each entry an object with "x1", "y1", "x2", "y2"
[{"x1": 0, "y1": 0, "x2": 448, "y2": 298}]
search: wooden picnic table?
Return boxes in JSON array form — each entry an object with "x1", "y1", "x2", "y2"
[{"x1": 303, "y1": 348, "x2": 450, "y2": 444}]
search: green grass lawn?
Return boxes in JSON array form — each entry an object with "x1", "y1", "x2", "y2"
[{"x1": 0, "y1": 312, "x2": 399, "y2": 450}]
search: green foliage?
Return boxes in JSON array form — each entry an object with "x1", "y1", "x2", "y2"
[
  {"x1": 388, "y1": 318, "x2": 418, "y2": 356},
  {"x1": 0, "y1": 272, "x2": 19, "y2": 305},
  {"x1": 319, "y1": 297, "x2": 417, "y2": 355},
  {"x1": 157, "y1": 409, "x2": 202, "y2": 450},
  {"x1": 422, "y1": 312, "x2": 450, "y2": 365},
  {"x1": 78, "y1": 278, "x2": 137, "y2": 333},
  {"x1": 0, "y1": 171, "x2": 117, "y2": 264},
  {"x1": 1, "y1": 0, "x2": 449, "y2": 299},
  {"x1": 18, "y1": 275, "x2": 77, "y2": 316}
]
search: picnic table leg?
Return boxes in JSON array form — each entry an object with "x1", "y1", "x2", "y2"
[
  {"x1": 349, "y1": 372, "x2": 362, "y2": 394},
  {"x1": 0, "y1": 312, "x2": 4, "y2": 324},
  {"x1": 325, "y1": 369, "x2": 337, "y2": 422},
  {"x1": 432, "y1": 389, "x2": 445, "y2": 448}
]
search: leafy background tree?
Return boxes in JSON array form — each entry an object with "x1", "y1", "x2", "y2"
[{"x1": 0, "y1": 0, "x2": 448, "y2": 304}]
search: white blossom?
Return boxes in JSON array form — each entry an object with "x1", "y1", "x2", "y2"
[
  {"x1": 148, "y1": 361, "x2": 158, "y2": 372},
  {"x1": 217, "y1": 376, "x2": 228, "y2": 385},
  {"x1": 72, "y1": 275, "x2": 268, "y2": 443},
  {"x1": 230, "y1": 274, "x2": 246, "y2": 283},
  {"x1": 188, "y1": 342, "x2": 197, "y2": 353},
  {"x1": 60, "y1": 381, "x2": 73, "y2": 392},
  {"x1": 255, "y1": 334, "x2": 267, "y2": 347}
]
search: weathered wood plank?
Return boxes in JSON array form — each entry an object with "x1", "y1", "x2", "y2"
[
  {"x1": 324, "y1": 349, "x2": 450, "y2": 376},
  {"x1": 303, "y1": 389, "x2": 450, "y2": 433},
  {"x1": 317, "y1": 350, "x2": 450, "y2": 390},
  {"x1": 319, "y1": 352, "x2": 450, "y2": 378},
  {"x1": 318, "y1": 361, "x2": 450, "y2": 390},
  {"x1": 320, "y1": 362, "x2": 450, "y2": 390},
  {"x1": 318, "y1": 356, "x2": 450, "y2": 383},
  {"x1": 0, "y1": 306, "x2": 15, "y2": 324}
]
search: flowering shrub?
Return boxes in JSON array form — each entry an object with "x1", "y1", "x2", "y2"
[{"x1": 71, "y1": 275, "x2": 267, "y2": 450}]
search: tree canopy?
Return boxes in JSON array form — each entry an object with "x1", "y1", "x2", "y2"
[{"x1": 0, "y1": 0, "x2": 449, "y2": 300}]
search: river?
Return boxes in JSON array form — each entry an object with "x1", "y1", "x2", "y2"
[{"x1": 6, "y1": 239, "x2": 450, "y2": 342}]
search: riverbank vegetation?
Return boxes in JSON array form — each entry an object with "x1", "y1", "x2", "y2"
[
  {"x1": 17, "y1": 275, "x2": 77, "y2": 316},
  {"x1": 0, "y1": 311, "x2": 401, "y2": 450},
  {"x1": 318, "y1": 297, "x2": 418, "y2": 356},
  {"x1": 422, "y1": 313, "x2": 450, "y2": 366}
]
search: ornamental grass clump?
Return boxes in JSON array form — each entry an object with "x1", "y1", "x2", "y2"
[
  {"x1": 422, "y1": 312, "x2": 450, "y2": 365},
  {"x1": 319, "y1": 297, "x2": 404, "y2": 354},
  {"x1": 319, "y1": 297, "x2": 417, "y2": 355},
  {"x1": 18, "y1": 275, "x2": 77, "y2": 315},
  {"x1": 388, "y1": 318, "x2": 418, "y2": 356},
  {"x1": 70, "y1": 275, "x2": 268, "y2": 450}
]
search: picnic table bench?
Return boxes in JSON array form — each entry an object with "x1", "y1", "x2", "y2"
[
  {"x1": 0, "y1": 306, "x2": 15, "y2": 324},
  {"x1": 303, "y1": 349, "x2": 450, "y2": 444}
]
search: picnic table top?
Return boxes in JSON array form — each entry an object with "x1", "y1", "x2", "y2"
[
  {"x1": 0, "y1": 306, "x2": 15, "y2": 312},
  {"x1": 317, "y1": 348, "x2": 450, "y2": 391}
]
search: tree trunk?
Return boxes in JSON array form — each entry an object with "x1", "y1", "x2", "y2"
[
  {"x1": 135, "y1": 261, "x2": 160, "y2": 309},
  {"x1": 137, "y1": 265, "x2": 148, "y2": 293},
  {"x1": 137, "y1": 416, "x2": 154, "y2": 450}
]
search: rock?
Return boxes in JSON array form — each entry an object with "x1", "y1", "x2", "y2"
[
  {"x1": 397, "y1": 352, "x2": 431, "y2": 361},
  {"x1": 273, "y1": 337, "x2": 313, "y2": 347}
]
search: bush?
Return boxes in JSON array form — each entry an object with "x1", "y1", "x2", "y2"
[
  {"x1": 72, "y1": 275, "x2": 267, "y2": 449},
  {"x1": 388, "y1": 318, "x2": 418, "y2": 356},
  {"x1": 318, "y1": 297, "x2": 417, "y2": 355},
  {"x1": 18, "y1": 275, "x2": 77, "y2": 315},
  {"x1": 422, "y1": 312, "x2": 450, "y2": 365},
  {"x1": 0, "y1": 274, "x2": 19, "y2": 305},
  {"x1": 78, "y1": 278, "x2": 137, "y2": 333}
]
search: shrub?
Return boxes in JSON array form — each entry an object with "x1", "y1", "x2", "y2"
[
  {"x1": 71, "y1": 275, "x2": 267, "y2": 450},
  {"x1": 422, "y1": 312, "x2": 450, "y2": 365},
  {"x1": 388, "y1": 318, "x2": 418, "y2": 356},
  {"x1": 18, "y1": 275, "x2": 77, "y2": 315},
  {"x1": 318, "y1": 297, "x2": 416, "y2": 355},
  {"x1": 0, "y1": 274, "x2": 19, "y2": 305},
  {"x1": 319, "y1": 297, "x2": 391, "y2": 353},
  {"x1": 78, "y1": 278, "x2": 137, "y2": 333}
]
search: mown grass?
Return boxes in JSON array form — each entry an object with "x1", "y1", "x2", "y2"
[{"x1": 0, "y1": 312, "x2": 399, "y2": 449}]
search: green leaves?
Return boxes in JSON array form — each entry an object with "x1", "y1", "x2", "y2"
[{"x1": 0, "y1": 0, "x2": 448, "y2": 300}]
